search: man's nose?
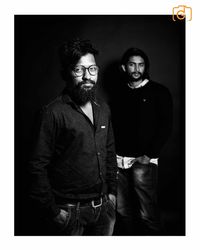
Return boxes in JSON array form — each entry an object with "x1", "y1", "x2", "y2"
[
  {"x1": 83, "y1": 68, "x2": 90, "y2": 79},
  {"x1": 135, "y1": 64, "x2": 139, "y2": 72}
]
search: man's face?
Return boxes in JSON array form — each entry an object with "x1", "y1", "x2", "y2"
[
  {"x1": 68, "y1": 53, "x2": 98, "y2": 105},
  {"x1": 123, "y1": 55, "x2": 145, "y2": 82},
  {"x1": 71, "y1": 53, "x2": 98, "y2": 90}
]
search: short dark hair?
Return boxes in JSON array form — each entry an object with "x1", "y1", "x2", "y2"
[
  {"x1": 121, "y1": 47, "x2": 150, "y2": 79},
  {"x1": 59, "y1": 38, "x2": 99, "y2": 69}
]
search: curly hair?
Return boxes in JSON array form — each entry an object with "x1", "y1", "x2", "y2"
[{"x1": 59, "y1": 38, "x2": 99, "y2": 69}]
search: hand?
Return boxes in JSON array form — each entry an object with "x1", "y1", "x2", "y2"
[
  {"x1": 108, "y1": 193, "x2": 116, "y2": 207},
  {"x1": 136, "y1": 155, "x2": 151, "y2": 165},
  {"x1": 53, "y1": 209, "x2": 68, "y2": 225}
]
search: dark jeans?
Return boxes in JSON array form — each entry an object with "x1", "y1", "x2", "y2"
[
  {"x1": 47, "y1": 197, "x2": 116, "y2": 236},
  {"x1": 117, "y1": 162, "x2": 160, "y2": 235}
]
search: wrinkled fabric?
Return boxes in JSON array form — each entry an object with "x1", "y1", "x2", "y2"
[
  {"x1": 29, "y1": 92, "x2": 117, "y2": 218},
  {"x1": 117, "y1": 162, "x2": 160, "y2": 232}
]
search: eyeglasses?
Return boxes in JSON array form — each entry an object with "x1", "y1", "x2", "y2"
[{"x1": 72, "y1": 65, "x2": 99, "y2": 77}]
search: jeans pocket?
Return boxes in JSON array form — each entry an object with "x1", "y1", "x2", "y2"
[
  {"x1": 55, "y1": 206, "x2": 71, "y2": 231},
  {"x1": 108, "y1": 199, "x2": 116, "y2": 209},
  {"x1": 106, "y1": 199, "x2": 116, "y2": 217}
]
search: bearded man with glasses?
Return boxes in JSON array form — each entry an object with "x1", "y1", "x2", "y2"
[{"x1": 29, "y1": 39, "x2": 117, "y2": 235}]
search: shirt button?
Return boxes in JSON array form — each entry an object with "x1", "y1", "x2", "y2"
[
  {"x1": 100, "y1": 172, "x2": 102, "y2": 176},
  {"x1": 97, "y1": 152, "x2": 101, "y2": 156}
]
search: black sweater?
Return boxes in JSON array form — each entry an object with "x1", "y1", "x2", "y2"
[{"x1": 110, "y1": 80, "x2": 173, "y2": 158}]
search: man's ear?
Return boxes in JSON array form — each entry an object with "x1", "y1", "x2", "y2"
[{"x1": 121, "y1": 64, "x2": 126, "y2": 72}]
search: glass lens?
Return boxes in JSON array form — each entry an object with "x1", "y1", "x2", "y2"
[
  {"x1": 73, "y1": 65, "x2": 99, "y2": 76},
  {"x1": 73, "y1": 66, "x2": 84, "y2": 76},
  {"x1": 89, "y1": 65, "x2": 98, "y2": 75}
]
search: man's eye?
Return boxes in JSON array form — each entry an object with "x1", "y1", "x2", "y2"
[
  {"x1": 74, "y1": 67, "x2": 82, "y2": 73},
  {"x1": 90, "y1": 66, "x2": 97, "y2": 71}
]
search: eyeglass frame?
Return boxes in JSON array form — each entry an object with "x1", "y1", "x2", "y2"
[{"x1": 72, "y1": 65, "x2": 99, "y2": 77}]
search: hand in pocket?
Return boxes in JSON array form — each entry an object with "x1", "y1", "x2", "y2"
[{"x1": 53, "y1": 209, "x2": 68, "y2": 225}]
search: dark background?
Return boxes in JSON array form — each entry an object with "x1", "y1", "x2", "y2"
[{"x1": 15, "y1": 15, "x2": 185, "y2": 235}]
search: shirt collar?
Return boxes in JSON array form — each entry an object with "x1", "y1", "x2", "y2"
[{"x1": 128, "y1": 79, "x2": 149, "y2": 89}]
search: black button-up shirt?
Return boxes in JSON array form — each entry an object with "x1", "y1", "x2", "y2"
[{"x1": 29, "y1": 92, "x2": 117, "y2": 217}]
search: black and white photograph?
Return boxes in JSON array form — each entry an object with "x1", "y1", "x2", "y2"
[{"x1": 15, "y1": 14, "x2": 185, "y2": 236}]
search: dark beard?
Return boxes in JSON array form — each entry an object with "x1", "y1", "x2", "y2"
[
  {"x1": 129, "y1": 72, "x2": 144, "y2": 82},
  {"x1": 68, "y1": 80, "x2": 96, "y2": 106}
]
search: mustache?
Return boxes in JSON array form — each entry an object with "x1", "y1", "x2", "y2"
[
  {"x1": 132, "y1": 72, "x2": 141, "y2": 76},
  {"x1": 79, "y1": 80, "x2": 95, "y2": 86}
]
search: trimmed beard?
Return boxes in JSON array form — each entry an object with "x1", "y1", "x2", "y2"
[
  {"x1": 129, "y1": 72, "x2": 144, "y2": 82},
  {"x1": 68, "y1": 80, "x2": 96, "y2": 106}
]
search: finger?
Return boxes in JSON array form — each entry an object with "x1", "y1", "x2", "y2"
[{"x1": 130, "y1": 159, "x2": 136, "y2": 164}]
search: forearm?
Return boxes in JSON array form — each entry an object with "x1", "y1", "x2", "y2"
[
  {"x1": 29, "y1": 160, "x2": 60, "y2": 217},
  {"x1": 29, "y1": 108, "x2": 59, "y2": 217},
  {"x1": 106, "y1": 120, "x2": 118, "y2": 195}
]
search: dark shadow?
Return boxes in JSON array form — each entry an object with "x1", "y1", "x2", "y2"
[{"x1": 101, "y1": 60, "x2": 126, "y2": 105}]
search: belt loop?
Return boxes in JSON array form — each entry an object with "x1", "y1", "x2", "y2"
[
  {"x1": 75, "y1": 202, "x2": 80, "y2": 220},
  {"x1": 76, "y1": 202, "x2": 80, "y2": 210},
  {"x1": 105, "y1": 194, "x2": 108, "y2": 203}
]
